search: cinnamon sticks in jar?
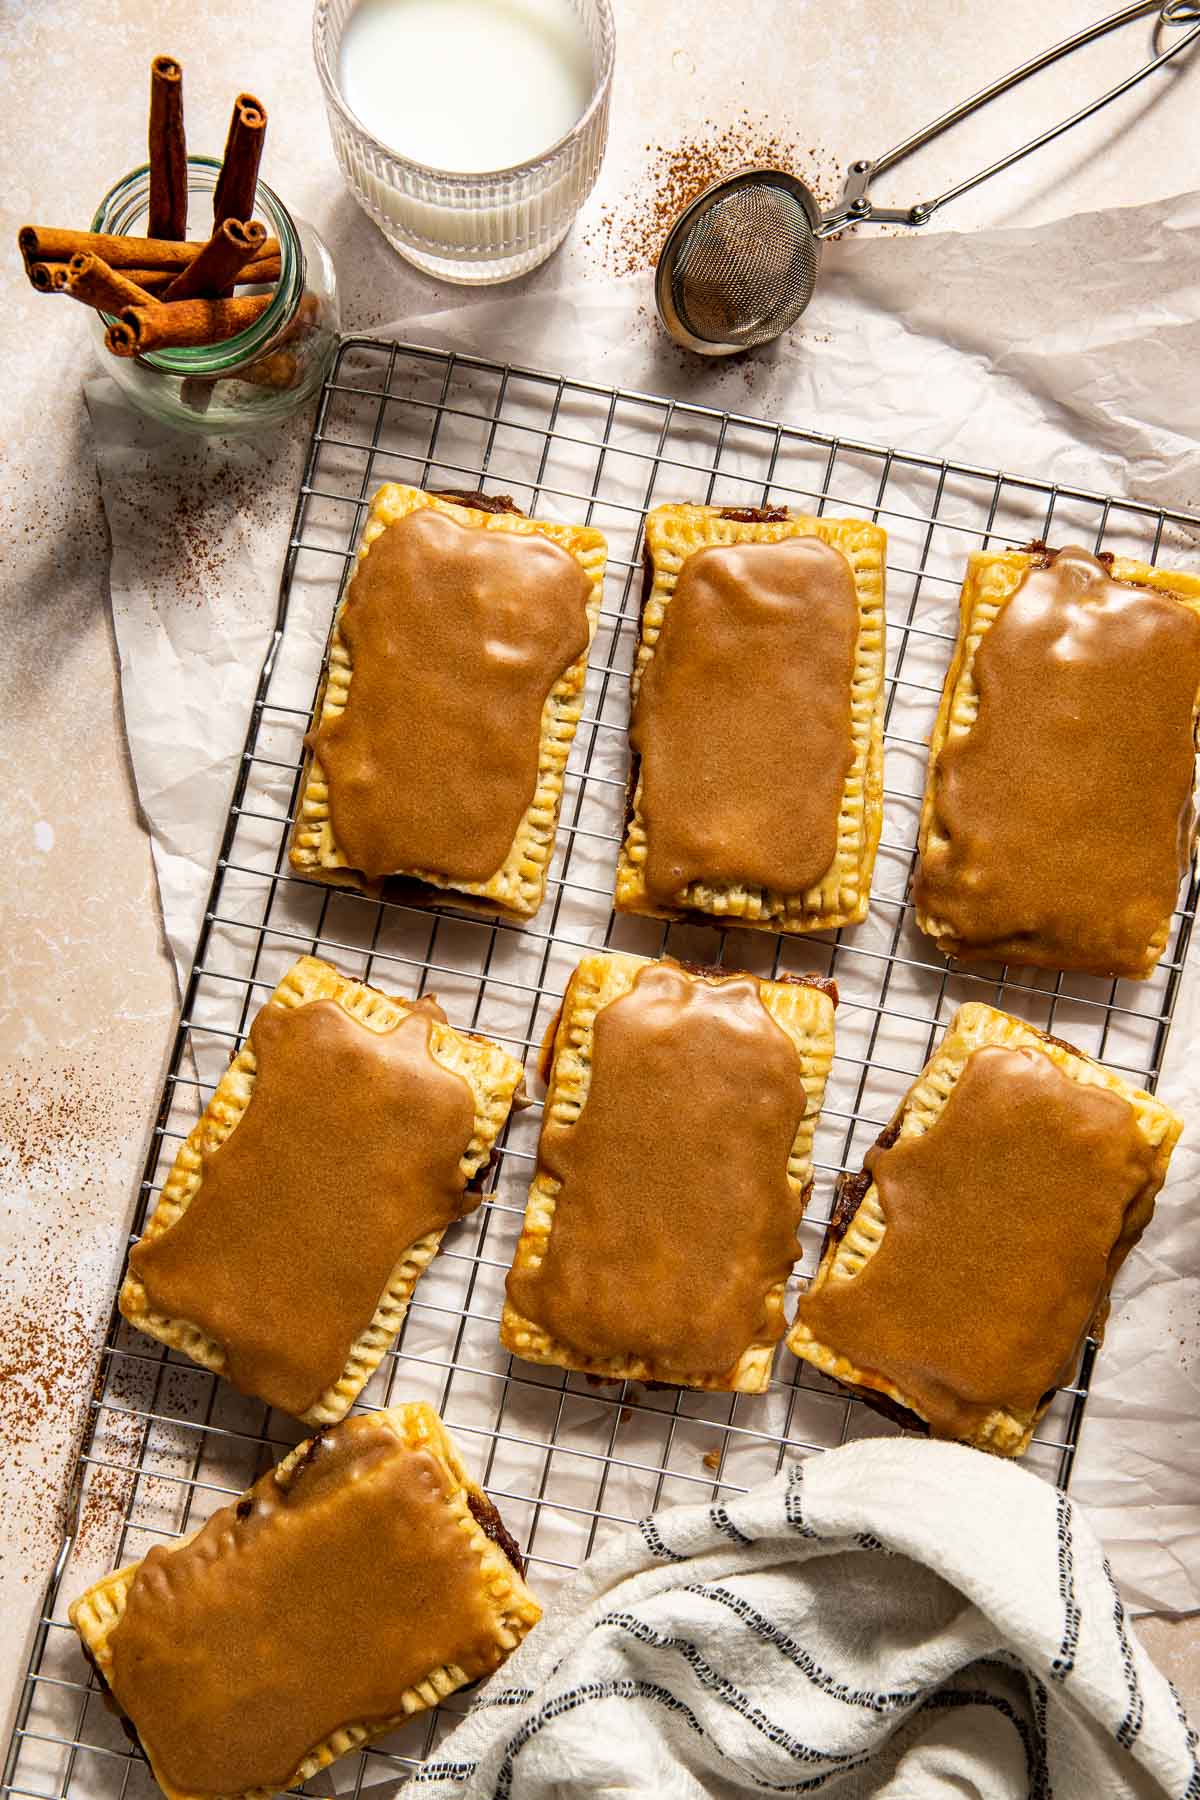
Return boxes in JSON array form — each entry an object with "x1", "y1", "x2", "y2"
[
  {"x1": 213, "y1": 95, "x2": 267, "y2": 231},
  {"x1": 111, "y1": 294, "x2": 274, "y2": 356},
  {"x1": 64, "y1": 255, "x2": 153, "y2": 313},
  {"x1": 148, "y1": 56, "x2": 187, "y2": 240},
  {"x1": 19, "y1": 230, "x2": 282, "y2": 294},
  {"x1": 18, "y1": 58, "x2": 284, "y2": 361},
  {"x1": 163, "y1": 219, "x2": 267, "y2": 301}
]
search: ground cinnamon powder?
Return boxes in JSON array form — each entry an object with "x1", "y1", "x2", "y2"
[{"x1": 586, "y1": 115, "x2": 843, "y2": 277}]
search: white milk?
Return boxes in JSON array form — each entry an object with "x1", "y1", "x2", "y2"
[{"x1": 338, "y1": 0, "x2": 595, "y2": 172}]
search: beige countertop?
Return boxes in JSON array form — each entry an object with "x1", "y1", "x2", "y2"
[{"x1": 3, "y1": 0, "x2": 1199, "y2": 1765}]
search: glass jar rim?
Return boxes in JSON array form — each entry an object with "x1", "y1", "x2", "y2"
[
  {"x1": 91, "y1": 156, "x2": 304, "y2": 375},
  {"x1": 311, "y1": 0, "x2": 615, "y2": 186}
]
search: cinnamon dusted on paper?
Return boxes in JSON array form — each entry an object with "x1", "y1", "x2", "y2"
[
  {"x1": 148, "y1": 56, "x2": 188, "y2": 241},
  {"x1": 213, "y1": 93, "x2": 267, "y2": 229},
  {"x1": 163, "y1": 218, "x2": 268, "y2": 302}
]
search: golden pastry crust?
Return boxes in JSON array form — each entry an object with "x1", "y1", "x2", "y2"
[
  {"x1": 615, "y1": 504, "x2": 887, "y2": 931},
  {"x1": 787, "y1": 1001, "x2": 1182, "y2": 1455},
  {"x1": 500, "y1": 951, "x2": 837, "y2": 1391},
  {"x1": 68, "y1": 1404, "x2": 541, "y2": 1800},
  {"x1": 119, "y1": 956, "x2": 524, "y2": 1423},
  {"x1": 915, "y1": 548, "x2": 1200, "y2": 976},
  {"x1": 288, "y1": 483, "x2": 607, "y2": 921}
]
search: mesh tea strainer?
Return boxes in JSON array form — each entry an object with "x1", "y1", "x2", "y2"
[{"x1": 656, "y1": 1, "x2": 1200, "y2": 355}]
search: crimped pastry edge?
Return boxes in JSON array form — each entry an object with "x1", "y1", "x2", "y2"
[
  {"x1": 68, "y1": 1403, "x2": 541, "y2": 1800},
  {"x1": 914, "y1": 546, "x2": 1200, "y2": 978},
  {"x1": 289, "y1": 483, "x2": 607, "y2": 921},
  {"x1": 786, "y1": 1000, "x2": 1182, "y2": 1454},
  {"x1": 119, "y1": 955, "x2": 524, "y2": 1424},
  {"x1": 614, "y1": 503, "x2": 887, "y2": 933},
  {"x1": 501, "y1": 950, "x2": 837, "y2": 1391}
]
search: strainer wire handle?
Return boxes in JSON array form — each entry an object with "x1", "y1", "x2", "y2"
[{"x1": 817, "y1": 0, "x2": 1200, "y2": 236}]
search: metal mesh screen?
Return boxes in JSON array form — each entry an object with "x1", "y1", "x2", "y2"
[{"x1": 669, "y1": 181, "x2": 820, "y2": 349}]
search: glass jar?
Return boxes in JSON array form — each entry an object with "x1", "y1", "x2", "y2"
[
  {"x1": 313, "y1": 0, "x2": 614, "y2": 284},
  {"x1": 89, "y1": 157, "x2": 339, "y2": 435}
]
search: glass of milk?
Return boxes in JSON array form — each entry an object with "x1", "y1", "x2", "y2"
[{"x1": 314, "y1": 0, "x2": 614, "y2": 283}]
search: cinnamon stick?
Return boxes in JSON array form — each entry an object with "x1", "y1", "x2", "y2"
[
  {"x1": 26, "y1": 254, "x2": 281, "y2": 294},
  {"x1": 112, "y1": 255, "x2": 280, "y2": 291},
  {"x1": 232, "y1": 253, "x2": 280, "y2": 287},
  {"x1": 163, "y1": 218, "x2": 267, "y2": 302},
  {"x1": 213, "y1": 93, "x2": 267, "y2": 229},
  {"x1": 65, "y1": 253, "x2": 153, "y2": 313},
  {"x1": 148, "y1": 56, "x2": 188, "y2": 241},
  {"x1": 18, "y1": 227, "x2": 279, "y2": 271},
  {"x1": 120, "y1": 292, "x2": 273, "y2": 352},
  {"x1": 105, "y1": 320, "x2": 138, "y2": 358}
]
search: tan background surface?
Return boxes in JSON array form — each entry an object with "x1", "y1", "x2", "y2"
[{"x1": 2, "y1": 0, "x2": 1198, "y2": 1754}]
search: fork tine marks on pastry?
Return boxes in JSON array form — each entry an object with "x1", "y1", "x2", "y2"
[
  {"x1": 289, "y1": 482, "x2": 607, "y2": 922},
  {"x1": 788, "y1": 1002, "x2": 1182, "y2": 1456},
  {"x1": 614, "y1": 502, "x2": 886, "y2": 934},
  {"x1": 501, "y1": 951, "x2": 837, "y2": 1393},
  {"x1": 69, "y1": 1405, "x2": 540, "y2": 1800},
  {"x1": 118, "y1": 955, "x2": 524, "y2": 1423},
  {"x1": 913, "y1": 544, "x2": 1200, "y2": 979}
]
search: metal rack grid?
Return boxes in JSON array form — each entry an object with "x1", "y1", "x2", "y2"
[{"x1": 8, "y1": 336, "x2": 1200, "y2": 1800}]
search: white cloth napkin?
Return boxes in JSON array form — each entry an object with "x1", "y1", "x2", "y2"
[{"x1": 404, "y1": 1440, "x2": 1197, "y2": 1799}]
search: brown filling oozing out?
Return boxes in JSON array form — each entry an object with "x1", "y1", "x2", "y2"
[
  {"x1": 465, "y1": 1491, "x2": 526, "y2": 1576},
  {"x1": 718, "y1": 505, "x2": 789, "y2": 523},
  {"x1": 808, "y1": 1018, "x2": 1124, "y2": 1439},
  {"x1": 1021, "y1": 539, "x2": 1113, "y2": 573},
  {"x1": 620, "y1": 541, "x2": 659, "y2": 848},
  {"x1": 669, "y1": 958, "x2": 837, "y2": 1007},
  {"x1": 79, "y1": 1638, "x2": 142, "y2": 1747},
  {"x1": 430, "y1": 491, "x2": 525, "y2": 516},
  {"x1": 806, "y1": 1134, "x2": 930, "y2": 1441}
]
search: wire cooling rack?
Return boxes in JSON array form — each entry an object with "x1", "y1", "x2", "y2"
[{"x1": 8, "y1": 336, "x2": 1200, "y2": 1800}]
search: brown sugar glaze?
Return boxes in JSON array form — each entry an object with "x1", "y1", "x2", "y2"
[
  {"x1": 130, "y1": 999, "x2": 476, "y2": 1417},
  {"x1": 313, "y1": 507, "x2": 592, "y2": 883},
  {"x1": 506, "y1": 962, "x2": 810, "y2": 1378},
  {"x1": 106, "y1": 1415, "x2": 512, "y2": 1797},
  {"x1": 796, "y1": 1044, "x2": 1155, "y2": 1439},
  {"x1": 632, "y1": 536, "x2": 858, "y2": 901},
  {"x1": 916, "y1": 545, "x2": 1200, "y2": 975}
]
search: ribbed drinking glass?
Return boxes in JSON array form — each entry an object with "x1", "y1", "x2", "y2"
[{"x1": 313, "y1": 0, "x2": 614, "y2": 284}]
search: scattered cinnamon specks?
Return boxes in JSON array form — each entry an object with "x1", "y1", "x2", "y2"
[
  {"x1": 0, "y1": 1055, "x2": 138, "y2": 1578},
  {"x1": 0, "y1": 1060, "x2": 127, "y2": 1185},
  {"x1": 0, "y1": 1253, "x2": 100, "y2": 1575},
  {"x1": 108, "y1": 449, "x2": 278, "y2": 609},
  {"x1": 585, "y1": 113, "x2": 843, "y2": 278},
  {"x1": 75, "y1": 1404, "x2": 144, "y2": 1567}
]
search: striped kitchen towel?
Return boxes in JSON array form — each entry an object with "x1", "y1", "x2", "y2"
[{"x1": 403, "y1": 1436, "x2": 1197, "y2": 1798}]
